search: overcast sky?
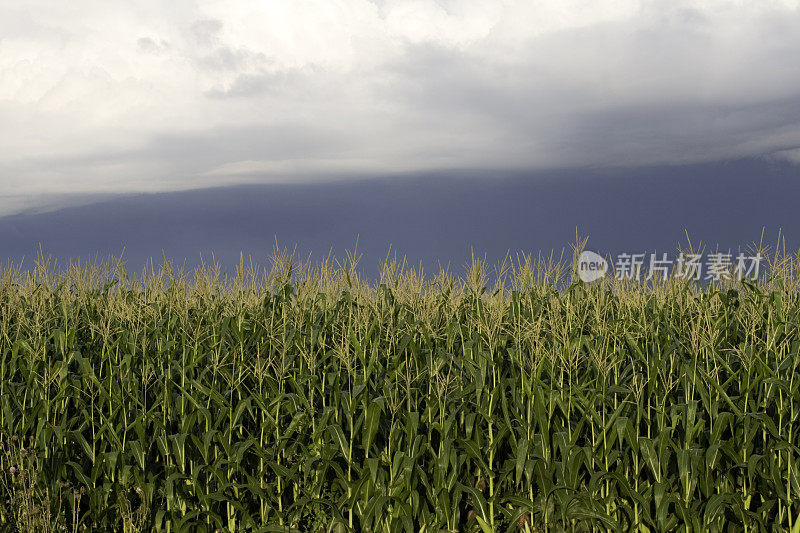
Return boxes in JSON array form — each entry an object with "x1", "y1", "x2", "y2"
[{"x1": 2, "y1": 0, "x2": 800, "y2": 216}]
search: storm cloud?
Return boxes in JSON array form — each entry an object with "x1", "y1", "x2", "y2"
[{"x1": 2, "y1": 0, "x2": 800, "y2": 215}]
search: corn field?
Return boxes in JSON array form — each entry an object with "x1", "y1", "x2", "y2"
[{"x1": 0, "y1": 245, "x2": 799, "y2": 532}]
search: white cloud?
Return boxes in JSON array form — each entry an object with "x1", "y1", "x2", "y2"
[{"x1": 1, "y1": 0, "x2": 800, "y2": 214}]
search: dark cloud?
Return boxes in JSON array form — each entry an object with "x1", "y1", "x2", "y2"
[
  {"x1": 374, "y1": 21, "x2": 800, "y2": 167},
  {"x1": 1, "y1": 160, "x2": 797, "y2": 277}
]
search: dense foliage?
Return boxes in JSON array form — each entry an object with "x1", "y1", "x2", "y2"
[{"x1": 0, "y1": 249, "x2": 799, "y2": 532}]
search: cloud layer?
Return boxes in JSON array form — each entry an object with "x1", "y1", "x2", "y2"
[{"x1": 1, "y1": 0, "x2": 800, "y2": 214}]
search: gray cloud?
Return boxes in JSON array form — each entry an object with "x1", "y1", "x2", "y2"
[
  {"x1": 196, "y1": 47, "x2": 270, "y2": 72},
  {"x1": 137, "y1": 37, "x2": 170, "y2": 54},
  {"x1": 1, "y1": 0, "x2": 800, "y2": 215},
  {"x1": 191, "y1": 19, "x2": 224, "y2": 46}
]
